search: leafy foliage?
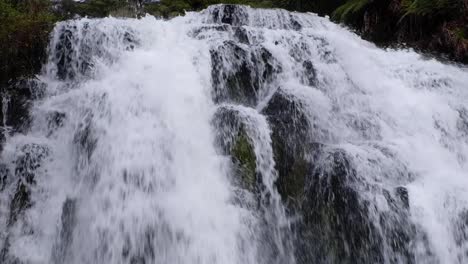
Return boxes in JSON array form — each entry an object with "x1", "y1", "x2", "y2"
[
  {"x1": 144, "y1": 0, "x2": 276, "y2": 18},
  {"x1": 58, "y1": 0, "x2": 142, "y2": 18},
  {"x1": 0, "y1": 0, "x2": 58, "y2": 83},
  {"x1": 331, "y1": 0, "x2": 465, "y2": 21},
  {"x1": 400, "y1": 0, "x2": 463, "y2": 17},
  {"x1": 1, "y1": 0, "x2": 466, "y2": 85},
  {"x1": 332, "y1": 0, "x2": 370, "y2": 22}
]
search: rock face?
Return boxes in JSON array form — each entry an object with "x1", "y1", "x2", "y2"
[
  {"x1": 209, "y1": 5, "x2": 249, "y2": 27},
  {"x1": 9, "y1": 144, "x2": 50, "y2": 224},
  {"x1": 262, "y1": 90, "x2": 310, "y2": 203},
  {"x1": 338, "y1": 0, "x2": 468, "y2": 63},
  {"x1": 1, "y1": 143, "x2": 50, "y2": 262},
  {"x1": 213, "y1": 106, "x2": 257, "y2": 192},
  {"x1": 210, "y1": 41, "x2": 281, "y2": 106},
  {"x1": 0, "y1": 80, "x2": 46, "y2": 149},
  {"x1": 261, "y1": 88, "x2": 417, "y2": 264},
  {"x1": 52, "y1": 198, "x2": 77, "y2": 264},
  {"x1": 293, "y1": 149, "x2": 416, "y2": 264},
  {"x1": 199, "y1": 6, "x2": 427, "y2": 263}
]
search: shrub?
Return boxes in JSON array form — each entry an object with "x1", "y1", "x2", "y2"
[{"x1": 0, "y1": 0, "x2": 57, "y2": 83}]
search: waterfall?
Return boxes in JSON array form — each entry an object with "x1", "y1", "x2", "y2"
[
  {"x1": 1, "y1": 92, "x2": 10, "y2": 142},
  {"x1": 1, "y1": 4, "x2": 468, "y2": 264}
]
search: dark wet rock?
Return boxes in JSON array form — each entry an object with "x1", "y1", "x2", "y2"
[
  {"x1": 213, "y1": 107, "x2": 257, "y2": 192},
  {"x1": 190, "y1": 25, "x2": 231, "y2": 40},
  {"x1": 294, "y1": 149, "x2": 417, "y2": 264},
  {"x1": 295, "y1": 149, "x2": 383, "y2": 264},
  {"x1": 8, "y1": 183, "x2": 31, "y2": 226},
  {"x1": 54, "y1": 27, "x2": 77, "y2": 80},
  {"x1": 291, "y1": 18, "x2": 302, "y2": 31},
  {"x1": 457, "y1": 108, "x2": 468, "y2": 138},
  {"x1": 345, "y1": 114, "x2": 382, "y2": 140},
  {"x1": 73, "y1": 111, "x2": 97, "y2": 161},
  {"x1": 211, "y1": 5, "x2": 249, "y2": 26},
  {"x1": 231, "y1": 131, "x2": 257, "y2": 191},
  {"x1": 1, "y1": 144, "x2": 50, "y2": 261},
  {"x1": 0, "y1": 79, "x2": 46, "y2": 146},
  {"x1": 302, "y1": 60, "x2": 317, "y2": 86},
  {"x1": 261, "y1": 90, "x2": 416, "y2": 263},
  {"x1": 395, "y1": 186, "x2": 410, "y2": 209},
  {"x1": 52, "y1": 198, "x2": 77, "y2": 264},
  {"x1": 46, "y1": 111, "x2": 66, "y2": 136},
  {"x1": 130, "y1": 256, "x2": 146, "y2": 264},
  {"x1": 0, "y1": 164, "x2": 9, "y2": 191},
  {"x1": 53, "y1": 23, "x2": 94, "y2": 81},
  {"x1": 455, "y1": 210, "x2": 468, "y2": 260},
  {"x1": 123, "y1": 31, "x2": 138, "y2": 51},
  {"x1": 312, "y1": 36, "x2": 336, "y2": 63},
  {"x1": 381, "y1": 186, "x2": 415, "y2": 263},
  {"x1": 0, "y1": 237, "x2": 21, "y2": 264},
  {"x1": 233, "y1": 27, "x2": 250, "y2": 44},
  {"x1": 121, "y1": 224, "x2": 187, "y2": 264},
  {"x1": 286, "y1": 147, "x2": 417, "y2": 264},
  {"x1": 60, "y1": 198, "x2": 77, "y2": 243},
  {"x1": 262, "y1": 89, "x2": 310, "y2": 203},
  {"x1": 9, "y1": 143, "x2": 50, "y2": 225},
  {"x1": 14, "y1": 144, "x2": 50, "y2": 183},
  {"x1": 52, "y1": 23, "x2": 139, "y2": 81},
  {"x1": 210, "y1": 41, "x2": 281, "y2": 106}
]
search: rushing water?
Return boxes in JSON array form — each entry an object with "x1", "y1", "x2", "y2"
[{"x1": 1, "y1": 4, "x2": 468, "y2": 264}]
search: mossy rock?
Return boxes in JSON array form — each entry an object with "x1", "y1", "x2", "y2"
[
  {"x1": 212, "y1": 106, "x2": 258, "y2": 192},
  {"x1": 261, "y1": 89, "x2": 311, "y2": 203},
  {"x1": 297, "y1": 149, "x2": 383, "y2": 264},
  {"x1": 261, "y1": 88, "x2": 416, "y2": 263},
  {"x1": 231, "y1": 130, "x2": 256, "y2": 191}
]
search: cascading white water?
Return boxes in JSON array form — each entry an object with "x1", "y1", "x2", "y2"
[{"x1": 1, "y1": 4, "x2": 468, "y2": 264}]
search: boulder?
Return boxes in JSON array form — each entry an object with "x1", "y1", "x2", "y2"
[
  {"x1": 210, "y1": 5, "x2": 249, "y2": 27},
  {"x1": 9, "y1": 143, "x2": 50, "y2": 225},
  {"x1": 294, "y1": 148, "x2": 417, "y2": 264},
  {"x1": 213, "y1": 107, "x2": 257, "y2": 193},
  {"x1": 210, "y1": 41, "x2": 281, "y2": 106},
  {"x1": 262, "y1": 89, "x2": 311, "y2": 203},
  {"x1": 52, "y1": 198, "x2": 77, "y2": 264}
]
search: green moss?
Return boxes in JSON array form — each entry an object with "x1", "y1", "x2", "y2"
[
  {"x1": 453, "y1": 27, "x2": 467, "y2": 40},
  {"x1": 231, "y1": 131, "x2": 256, "y2": 191}
]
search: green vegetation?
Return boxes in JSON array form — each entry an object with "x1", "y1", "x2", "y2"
[
  {"x1": 0, "y1": 0, "x2": 58, "y2": 84},
  {"x1": 231, "y1": 131, "x2": 256, "y2": 191},
  {"x1": 454, "y1": 27, "x2": 467, "y2": 40},
  {"x1": 144, "y1": 0, "x2": 192, "y2": 18},
  {"x1": 332, "y1": 0, "x2": 369, "y2": 22},
  {"x1": 143, "y1": 0, "x2": 276, "y2": 18},
  {"x1": 401, "y1": 0, "x2": 463, "y2": 17},
  {"x1": 0, "y1": 0, "x2": 466, "y2": 85},
  {"x1": 58, "y1": 0, "x2": 140, "y2": 18}
]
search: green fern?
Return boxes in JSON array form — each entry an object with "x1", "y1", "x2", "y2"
[
  {"x1": 401, "y1": 0, "x2": 462, "y2": 17},
  {"x1": 332, "y1": 0, "x2": 370, "y2": 21}
]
